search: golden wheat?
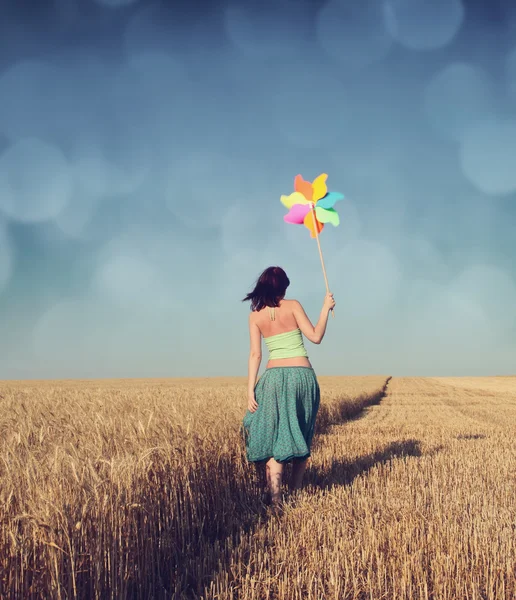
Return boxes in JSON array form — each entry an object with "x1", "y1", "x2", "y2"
[
  {"x1": 206, "y1": 377, "x2": 516, "y2": 600},
  {"x1": 0, "y1": 375, "x2": 514, "y2": 599},
  {"x1": 0, "y1": 375, "x2": 386, "y2": 599}
]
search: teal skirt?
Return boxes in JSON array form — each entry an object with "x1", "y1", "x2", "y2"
[{"x1": 243, "y1": 367, "x2": 320, "y2": 463}]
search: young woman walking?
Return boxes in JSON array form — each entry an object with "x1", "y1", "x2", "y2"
[{"x1": 242, "y1": 266, "x2": 335, "y2": 507}]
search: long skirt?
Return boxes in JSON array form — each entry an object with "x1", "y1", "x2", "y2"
[{"x1": 243, "y1": 366, "x2": 320, "y2": 463}]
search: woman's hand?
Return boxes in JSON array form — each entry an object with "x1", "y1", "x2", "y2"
[
  {"x1": 323, "y1": 292, "x2": 336, "y2": 312},
  {"x1": 248, "y1": 392, "x2": 259, "y2": 413}
]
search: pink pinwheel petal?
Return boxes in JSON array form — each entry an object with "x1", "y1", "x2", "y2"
[{"x1": 284, "y1": 203, "x2": 311, "y2": 224}]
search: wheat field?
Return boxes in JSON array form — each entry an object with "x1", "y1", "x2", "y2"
[{"x1": 0, "y1": 375, "x2": 515, "y2": 599}]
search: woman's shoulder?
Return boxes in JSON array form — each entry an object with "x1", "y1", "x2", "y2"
[
  {"x1": 282, "y1": 298, "x2": 301, "y2": 308},
  {"x1": 249, "y1": 307, "x2": 265, "y2": 321}
]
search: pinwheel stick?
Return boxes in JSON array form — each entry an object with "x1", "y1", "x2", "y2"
[{"x1": 310, "y1": 204, "x2": 335, "y2": 318}]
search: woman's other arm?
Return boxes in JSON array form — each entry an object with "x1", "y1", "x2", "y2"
[
  {"x1": 292, "y1": 293, "x2": 335, "y2": 344},
  {"x1": 247, "y1": 314, "x2": 262, "y2": 412}
]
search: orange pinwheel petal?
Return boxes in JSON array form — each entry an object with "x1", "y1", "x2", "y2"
[
  {"x1": 294, "y1": 174, "x2": 313, "y2": 201},
  {"x1": 303, "y1": 207, "x2": 324, "y2": 238}
]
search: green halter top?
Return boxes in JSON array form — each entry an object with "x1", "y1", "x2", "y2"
[{"x1": 263, "y1": 307, "x2": 309, "y2": 360}]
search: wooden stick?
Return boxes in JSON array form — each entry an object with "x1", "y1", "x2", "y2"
[{"x1": 310, "y1": 204, "x2": 335, "y2": 318}]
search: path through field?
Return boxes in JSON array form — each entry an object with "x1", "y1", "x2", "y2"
[{"x1": 205, "y1": 377, "x2": 516, "y2": 599}]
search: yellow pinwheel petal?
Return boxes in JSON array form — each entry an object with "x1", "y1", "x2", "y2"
[
  {"x1": 312, "y1": 173, "x2": 328, "y2": 202},
  {"x1": 280, "y1": 191, "x2": 311, "y2": 209}
]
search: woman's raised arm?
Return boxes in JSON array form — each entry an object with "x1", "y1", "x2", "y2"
[{"x1": 292, "y1": 293, "x2": 335, "y2": 344}]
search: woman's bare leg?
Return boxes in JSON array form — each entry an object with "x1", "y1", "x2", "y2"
[
  {"x1": 266, "y1": 458, "x2": 284, "y2": 505},
  {"x1": 291, "y1": 458, "x2": 308, "y2": 491}
]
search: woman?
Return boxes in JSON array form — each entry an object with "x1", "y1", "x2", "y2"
[{"x1": 242, "y1": 266, "x2": 335, "y2": 507}]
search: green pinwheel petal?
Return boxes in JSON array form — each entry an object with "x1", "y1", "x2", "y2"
[{"x1": 315, "y1": 206, "x2": 340, "y2": 226}]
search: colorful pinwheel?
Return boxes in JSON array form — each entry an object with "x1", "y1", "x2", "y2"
[
  {"x1": 280, "y1": 173, "x2": 344, "y2": 238},
  {"x1": 280, "y1": 173, "x2": 344, "y2": 317}
]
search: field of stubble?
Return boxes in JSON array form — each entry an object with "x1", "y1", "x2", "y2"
[{"x1": 0, "y1": 375, "x2": 515, "y2": 600}]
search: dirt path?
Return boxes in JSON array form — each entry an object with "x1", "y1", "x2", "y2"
[{"x1": 372, "y1": 376, "x2": 516, "y2": 432}]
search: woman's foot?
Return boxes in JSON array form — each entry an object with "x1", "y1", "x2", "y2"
[
  {"x1": 261, "y1": 489, "x2": 272, "y2": 506},
  {"x1": 271, "y1": 491, "x2": 282, "y2": 505},
  {"x1": 269, "y1": 497, "x2": 285, "y2": 516}
]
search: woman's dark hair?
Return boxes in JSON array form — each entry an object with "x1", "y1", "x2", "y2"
[{"x1": 242, "y1": 266, "x2": 290, "y2": 311}]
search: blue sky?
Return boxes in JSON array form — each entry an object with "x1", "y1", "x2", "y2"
[{"x1": 0, "y1": 0, "x2": 515, "y2": 379}]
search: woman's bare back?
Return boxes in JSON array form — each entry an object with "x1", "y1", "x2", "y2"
[
  {"x1": 251, "y1": 300, "x2": 313, "y2": 368},
  {"x1": 252, "y1": 300, "x2": 299, "y2": 338}
]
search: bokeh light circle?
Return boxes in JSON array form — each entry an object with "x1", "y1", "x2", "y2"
[
  {"x1": 92, "y1": 232, "x2": 177, "y2": 312},
  {"x1": 0, "y1": 138, "x2": 73, "y2": 223},
  {"x1": 223, "y1": 0, "x2": 310, "y2": 60},
  {"x1": 506, "y1": 46, "x2": 516, "y2": 98},
  {"x1": 0, "y1": 60, "x2": 61, "y2": 142},
  {"x1": 91, "y1": 229, "x2": 204, "y2": 313},
  {"x1": 424, "y1": 62, "x2": 495, "y2": 142},
  {"x1": 93, "y1": 0, "x2": 139, "y2": 7},
  {"x1": 399, "y1": 236, "x2": 449, "y2": 281},
  {"x1": 95, "y1": 252, "x2": 166, "y2": 307},
  {"x1": 71, "y1": 121, "x2": 152, "y2": 199},
  {"x1": 53, "y1": 0, "x2": 82, "y2": 28},
  {"x1": 124, "y1": 3, "x2": 185, "y2": 56},
  {"x1": 164, "y1": 151, "x2": 255, "y2": 229},
  {"x1": 450, "y1": 264, "x2": 516, "y2": 335},
  {"x1": 337, "y1": 199, "x2": 362, "y2": 243},
  {"x1": 0, "y1": 57, "x2": 109, "y2": 146},
  {"x1": 126, "y1": 50, "x2": 187, "y2": 87},
  {"x1": 32, "y1": 300, "x2": 102, "y2": 368},
  {"x1": 53, "y1": 187, "x2": 100, "y2": 241},
  {"x1": 384, "y1": 0, "x2": 464, "y2": 51},
  {"x1": 331, "y1": 239, "x2": 402, "y2": 317},
  {"x1": 220, "y1": 200, "x2": 289, "y2": 273},
  {"x1": 113, "y1": 50, "x2": 192, "y2": 149},
  {"x1": 316, "y1": 0, "x2": 393, "y2": 70},
  {"x1": 0, "y1": 220, "x2": 13, "y2": 294},
  {"x1": 460, "y1": 118, "x2": 516, "y2": 195},
  {"x1": 270, "y1": 69, "x2": 349, "y2": 148},
  {"x1": 221, "y1": 202, "x2": 264, "y2": 258}
]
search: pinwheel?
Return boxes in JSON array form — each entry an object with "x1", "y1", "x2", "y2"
[
  {"x1": 280, "y1": 173, "x2": 344, "y2": 316},
  {"x1": 280, "y1": 173, "x2": 343, "y2": 238}
]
